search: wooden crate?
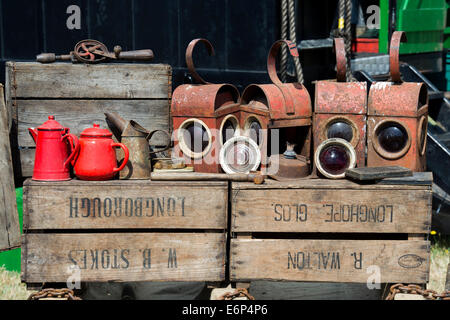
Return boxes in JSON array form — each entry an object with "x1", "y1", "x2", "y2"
[
  {"x1": 230, "y1": 173, "x2": 432, "y2": 284},
  {"x1": 22, "y1": 179, "x2": 228, "y2": 284},
  {"x1": 5, "y1": 62, "x2": 171, "y2": 178}
]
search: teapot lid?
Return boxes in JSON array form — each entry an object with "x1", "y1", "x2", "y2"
[
  {"x1": 38, "y1": 116, "x2": 66, "y2": 131},
  {"x1": 81, "y1": 124, "x2": 113, "y2": 137}
]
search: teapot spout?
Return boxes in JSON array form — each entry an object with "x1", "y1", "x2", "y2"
[{"x1": 28, "y1": 128, "x2": 38, "y2": 143}]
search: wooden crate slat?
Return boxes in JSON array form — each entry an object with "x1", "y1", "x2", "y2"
[
  {"x1": 232, "y1": 172, "x2": 433, "y2": 190},
  {"x1": 232, "y1": 187, "x2": 431, "y2": 233},
  {"x1": 24, "y1": 179, "x2": 228, "y2": 230},
  {"x1": 22, "y1": 233, "x2": 226, "y2": 283},
  {"x1": 17, "y1": 99, "x2": 170, "y2": 147},
  {"x1": 7, "y1": 62, "x2": 171, "y2": 99},
  {"x1": 0, "y1": 84, "x2": 21, "y2": 251},
  {"x1": 230, "y1": 239, "x2": 429, "y2": 283}
]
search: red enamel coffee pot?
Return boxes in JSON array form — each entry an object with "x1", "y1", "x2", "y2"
[
  {"x1": 73, "y1": 124, "x2": 129, "y2": 181},
  {"x1": 29, "y1": 116, "x2": 79, "y2": 181}
]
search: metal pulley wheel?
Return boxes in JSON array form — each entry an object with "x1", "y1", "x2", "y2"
[
  {"x1": 220, "y1": 136, "x2": 261, "y2": 174},
  {"x1": 74, "y1": 39, "x2": 109, "y2": 63}
]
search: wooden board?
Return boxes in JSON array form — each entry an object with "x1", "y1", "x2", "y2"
[
  {"x1": 22, "y1": 233, "x2": 226, "y2": 283},
  {"x1": 23, "y1": 179, "x2": 228, "y2": 230},
  {"x1": 0, "y1": 84, "x2": 20, "y2": 251},
  {"x1": 6, "y1": 61, "x2": 172, "y2": 178},
  {"x1": 6, "y1": 62, "x2": 171, "y2": 99},
  {"x1": 231, "y1": 179, "x2": 432, "y2": 234},
  {"x1": 17, "y1": 100, "x2": 170, "y2": 147},
  {"x1": 345, "y1": 166, "x2": 413, "y2": 181},
  {"x1": 230, "y1": 239, "x2": 430, "y2": 283}
]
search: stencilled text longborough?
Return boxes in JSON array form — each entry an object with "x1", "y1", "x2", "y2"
[{"x1": 69, "y1": 197, "x2": 186, "y2": 218}]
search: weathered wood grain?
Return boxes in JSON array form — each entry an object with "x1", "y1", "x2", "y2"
[
  {"x1": 249, "y1": 281, "x2": 382, "y2": 300},
  {"x1": 232, "y1": 187, "x2": 432, "y2": 233},
  {"x1": 18, "y1": 148, "x2": 34, "y2": 178},
  {"x1": 232, "y1": 172, "x2": 433, "y2": 190},
  {"x1": 230, "y1": 239, "x2": 430, "y2": 283},
  {"x1": 24, "y1": 179, "x2": 228, "y2": 230},
  {"x1": 7, "y1": 62, "x2": 171, "y2": 99},
  {"x1": 22, "y1": 233, "x2": 226, "y2": 283},
  {"x1": 0, "y1": 84, "x2": 21, "y2": 252},
  {"x1": 17, "y1": 99, "x2": 170, "y2": 147}
]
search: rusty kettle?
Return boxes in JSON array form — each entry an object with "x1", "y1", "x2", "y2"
[{"x1": 105, "y1": 112, "x2": 171, "y2": 179}]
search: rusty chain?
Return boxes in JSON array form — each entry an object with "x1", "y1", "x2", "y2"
[
  {"x1": 28, "y1": 288, "x2": 82, "y2": 300},
  {"x1": 218, "y1": 288, "x2": 255, "y2": 301},
  {"x1": 386, "y1": 284, "x2": 450, "y2": 300}
]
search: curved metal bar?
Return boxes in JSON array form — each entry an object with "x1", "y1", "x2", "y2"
[
  {"x1": 185, "y1": 38, "x2": 215, "y2": 85},
  {"x1": 334, "y1": 38, "x2": 347, "y2": 82},
  {"x1": 390, "y1": 31, "x2": 407, "y2": 83},
  {"x1": 267, "y1": 39, "x2": 300, "y2": 85}
]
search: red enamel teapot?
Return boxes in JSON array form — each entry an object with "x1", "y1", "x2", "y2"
[
  {"x1": 29, "y1": 116, "x2": 79, "y2": 181},
  {"x1": 73, "y1": 124, "x2": 129, "y2": 181}
]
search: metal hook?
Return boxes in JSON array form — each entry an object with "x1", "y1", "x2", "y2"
[
  {"x1": 267, "y1": 40, "x2": 300, "y2": 85},
  {"x1": 185, "y1": 38, "x2": 215, "y2": 85},
  {"x1": 390, "y1": 31, "x2": 407, "y2": 83},
  {"x1": 334, "y1": 38, "x2": 347, "y2": 82}
]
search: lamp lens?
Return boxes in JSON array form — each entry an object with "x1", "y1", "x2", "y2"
[{"x1": 319, "y1": 145, "x2": 350, "y2": 175}]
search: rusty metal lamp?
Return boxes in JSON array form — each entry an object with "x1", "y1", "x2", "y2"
[
  {"x1": 171, "y1": 38, "x2": 240, "y2": 173},
  {"x1": 367, "y1": 31, "x2": 428, "y2": 172},
  {"x1": 314, "y1": 38, "x2": 367, "y2": 169},
  {"x1": 239, "y1": 40, "x2": 313, "y2": 176}
]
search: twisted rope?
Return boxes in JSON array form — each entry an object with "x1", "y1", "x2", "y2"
[
  {"x1": 344, "y1": 0, "x2": 354, "y2": 81},
  {"x1": 287, "y1": 0, "x2": 303, "y2": 83},
  {"x1": 280, "y1": 0, "x2": 289, "y2": 82}
]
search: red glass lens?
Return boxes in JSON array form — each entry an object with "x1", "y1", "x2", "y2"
[{"x1": 319, "y1": 145, "x2": 350, "y2": 175}]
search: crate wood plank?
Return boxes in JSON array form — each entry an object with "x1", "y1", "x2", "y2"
[
  {"x1": 19, "y1": 149, "x2": 34, "y2": 178},
  {"x1": 230, "y1": 239, "x2": 429, "y2": 283},
  {"x1": 22, "y1": 233, "x2": 226, "y2": 283},
  {"x1": 232, "y1": 187, "x2": 432, "y2": 233},
  {"x1": 345, "y1": 166, "x2": 413, "y2": 181},
  {"x1": 17, "y1": 99, "x2": 170, "y2": 147},
  {"x1": 23, "y1": 180, "x2": 227, "y2": 230},
  {"x1": 232, "y1": 172, "x2": 433, "y2": 190},
  {"x1": 6, "y1": 62, "x2": 171, "y2": 99},
  {"x1": 0, "y1": 85, "x2": 21, "y2": 251}
]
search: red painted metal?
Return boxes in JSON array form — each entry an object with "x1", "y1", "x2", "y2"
[
  {"x1": 171, "y1": 38, "x2": 240, "y2": 173},
  {"x1": 314, "y1": 38, "x2": 367, "y2": 169},
  {"x1": 238, "y1": 40, "x2": 312, "y2": 171},
  {"x1": 73, "y1": 124, "x2": 129, "y2": 180},
  {"x1": 29, "y1": 116, "x2": 79, "y2": 181},
  {"x1": 367, "y1": 31, "x2": 428, "y2": 172}
]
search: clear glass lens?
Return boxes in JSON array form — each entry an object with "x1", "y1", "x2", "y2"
[
  {"x1": 377, "y1": 123, "x2": 408, "y2": 153},
  {"x1": 248, "y1": 120, "x2": 262, "y2": 146},
  {"x1": 222, "y1": 119, "x2": 236, "y2": 144},
  {"x1": 182, "y1": 122, "x2": 209, "y2": 153},
  {"x1": 327, "y1": 121, "x2": 353, "y2": 142}
]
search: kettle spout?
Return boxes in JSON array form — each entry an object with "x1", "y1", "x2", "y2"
[
  {"x1": 104, "y1": 112, "x2": 128, "y2": 134},
  {"x1": 28, "y1": 128, "x2": 38, "y2": 143}
]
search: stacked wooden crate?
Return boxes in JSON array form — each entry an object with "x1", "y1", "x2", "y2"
[{"x1": 230, "y1": 173, "x2": 432, "y2": 284}]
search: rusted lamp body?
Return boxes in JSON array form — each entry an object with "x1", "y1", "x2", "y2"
[
  {"x1": 367, "y1": 32, "x2": 428, "y2": 172},
  {"x1": 314, "y1": 38, "x2": 367, "y2": 168},
  {"x1": 171, "y1": 39, "x2": 240, "y2": 173},
  {"x1": 240, "y1": 40, "x2": 313, "y2": 175}
]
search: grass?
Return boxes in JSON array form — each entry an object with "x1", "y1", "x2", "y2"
[
  {"x1": 428, "y1": 234, "x2": 450, "y2": 293},
  {"x1": 0, "y1": 266, "x2": 33, "y2": 300}
]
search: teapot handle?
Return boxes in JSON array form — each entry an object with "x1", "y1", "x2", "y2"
[
  {"x1": 112, "y1": 143, "x2": 130, "y2": 173},
  {"x1": 62, "y1": 133, "x2": 80, "y2": 168}
]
